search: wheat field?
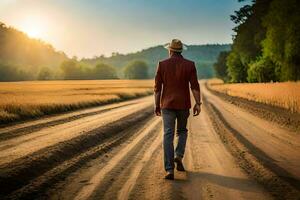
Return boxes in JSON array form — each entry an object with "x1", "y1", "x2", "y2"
[
  {"x1": 0, "y1": 80, "x2": 153, "y2": 123},
  {"x1": 208, "y1": 79, "x2": 300, "y2": 113}
]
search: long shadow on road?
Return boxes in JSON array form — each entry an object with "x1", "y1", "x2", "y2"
[{"x1": 186, "y1": 171, "x2": 265, "y2": 192}]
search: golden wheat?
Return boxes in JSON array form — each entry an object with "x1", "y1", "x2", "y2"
[
  {"x1": 0, "y1": 80, "x2": 153, "y2": 123},
  {"x1": 207, "y1": 79, "x2": 300, "y2": 113}
]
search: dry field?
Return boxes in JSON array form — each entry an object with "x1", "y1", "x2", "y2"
[
  {"x1": 0, "y1": 80, "x2": 153, "y2": 123},
  {"x1": 208, "y1": 79, "x2": 300, "y2": 113}
]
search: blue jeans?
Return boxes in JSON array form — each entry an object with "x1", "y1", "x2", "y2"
[{"x1": 162, "y1": 108, "x2": 190, "y2": 173}]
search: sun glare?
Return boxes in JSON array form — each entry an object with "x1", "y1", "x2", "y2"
[{"x1": 20, "y1": 15, "x2": 46, "y2": 39}]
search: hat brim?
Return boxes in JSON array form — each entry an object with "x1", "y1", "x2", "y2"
[{"x1": 163, "y1": 43, "x2": 187, "y2": 52}]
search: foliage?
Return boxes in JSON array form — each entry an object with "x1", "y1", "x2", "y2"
[
  {"x1": 124, "y1": 60, "x2": 149, "y2": 79},
  {"x1": 213, "y1": 51, "x2": 230, "y2": 81},
  {"x1": 226, "y1": 51, "x2": 247, "y2": 82},
  {"x1": 262, "y1": 0, "x2": 300, "y2": 81},
  {"x1": 0, "y1": 62, "x2": 35, "y2": 81},
  {"x1": 60, "y1": 59, "x2": 83, "y2": 80},
  {"x1": 93, "y1": 63, "x2": 118, "y2": 79},
  {"x1": 247, "y1": 56, "x2": 278, "y2": 82},
  {"x1": 0, "y1": 22, "x2": 68, "y2": 68},
  {"x1": 221, "y1": 0, "x2": 299, "y2": 82},
  {"x1": 60, "y1": 60, "x2": 118, "y2": 80},
  {"x1": 0, "y1": 22, "x2": 68, "y2": 81},
  {"x1": 38, "y1": 67, "x2": 54, "y2": 80},
  {"x1": 231, "y1": 0, "x2": 271, "y2": 66}
]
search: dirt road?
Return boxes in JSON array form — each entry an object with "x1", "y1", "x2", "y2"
[{"x1": 0, "y1": 82, "x2": 299, "y2": 200}]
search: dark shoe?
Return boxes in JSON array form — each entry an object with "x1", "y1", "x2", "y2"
[
  {"x1": 174, "y1": 157, "x2": 185, "y2": 171},
  {"x1": 164, "y1": 172, "x2": 174, "y2": 180}
]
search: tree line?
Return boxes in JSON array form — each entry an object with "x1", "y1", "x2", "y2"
[
  {"x1": 214, "y1": 0, "x2": 300, "y2": 83},
  {"x1": 59, "y1": 59, "x2": 149, "y2": 80},
  {"x1": 0, "y1": 58, "x2": 150, "y2": 81}
]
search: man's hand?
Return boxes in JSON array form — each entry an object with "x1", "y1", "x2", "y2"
[
  {"x1": 191, "y1": 89, "x2": 201, "y2": 116},
  {"x1": 193, "y1": 104, "x2": 201, "y2": 116},
  {"x1": 155, "y1": 106, "x2": 161, "y2": 116}
]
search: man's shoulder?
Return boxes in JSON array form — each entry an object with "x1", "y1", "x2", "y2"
[
  {"x1": 159, "y1": 57, "x2": 171, "y2": 65},
  {"x1": 159, "y1": 57, "x2": 195, "y2": 65}
]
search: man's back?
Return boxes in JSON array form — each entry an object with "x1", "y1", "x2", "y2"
[
  {"x1": 154, "y1": 39, "x2": 201, "y2": 180},
  {"x1": 154, "y1": 53, "x2": 199, "y2": 109}
]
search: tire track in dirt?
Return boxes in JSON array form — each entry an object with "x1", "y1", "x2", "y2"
[
  {"x1": 0, "y1": 100, "x2": 152, "y2": 166},
  {"x1": 0, "y1": 98, "x2": 154, "y2": 199},
  {"x1": 127, "y1": 146, "x2": 174, "y2": 200},
  {"x1": 117, "y1": 128, "x2": 162, "y2": 200},
  {"x1": 205, "y1": 83, "x2": 300, "y2": 133},
  {"x1": 5, "y1": 113, "x2": 155, "y2": 200},
  {"x1": 74, "y1": 118, "x2": 161, "y2": 200}
]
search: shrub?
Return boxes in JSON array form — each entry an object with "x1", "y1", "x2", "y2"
[
  {"x1": 123, "y1": 60, "x2": 149, "y2": 79},
  {"x1": 247, "y1": 57, "x2": 278, "y2": 83},
  {"x1": 93, "y1": 63, "x2": 118, "y2": 79}
]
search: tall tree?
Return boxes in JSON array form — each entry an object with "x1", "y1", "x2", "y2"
[
  {"x1": 213, "y1": 51, "x2": 230, "y2": 81},
  {"x1": 227, "y1": 0, "x2": 273, "y2": 82},
  {"x1": 227, "y1": 51, "x2": 247, "y2": 82},
  {"x1": 60, "y1": 59, "x2": 82, "y2": 80},
  {"x1": 0, "y1": 22, "x2": 67, "y2": 68},
  {"x1": 262, "y1": 0, "x2": 300, "y2": 81},
  {"x1": 93, "y1": 63, "x2": 118, "y2": 79},
  {"x1": 38, "y1": 67, "x2": 53, "y2": 80}
]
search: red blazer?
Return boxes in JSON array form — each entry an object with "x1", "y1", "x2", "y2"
[{"x1": 154, "y1": 54, "x2": 200, "y2": 109}]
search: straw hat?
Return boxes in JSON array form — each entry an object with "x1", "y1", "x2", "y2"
[{"x1": 164, "y1": 39, "x2": 187, "y2": 52}]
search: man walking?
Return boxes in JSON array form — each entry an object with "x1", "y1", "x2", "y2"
[{"x1": 154, "y1": 39, "x2": 202, "y2": 180}]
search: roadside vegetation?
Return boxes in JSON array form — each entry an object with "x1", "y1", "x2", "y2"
[
  {"x1": 208, "y1": 79, "x2": 300, "y2": 113},
  {"x1": 214, "y1": 0, "x2": 300, "y2": 83},
  {"x1": 0, "y1": 80, "x2": 153, "y2": 124}
]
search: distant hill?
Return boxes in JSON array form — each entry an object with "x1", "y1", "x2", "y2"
[
  {"x1": 0, "y1": 22, "x2": 68, "y2": 68},
  {"x1": 0, "y1": 22, "x2": 68, "y2": 81},
  {"x1": 82, "y1": 44, "x2": 231, "y2": 78}
]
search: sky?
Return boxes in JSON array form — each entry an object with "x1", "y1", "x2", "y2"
[{"x1": 0, "y1": 0, "x2": 245, "y2": 58}]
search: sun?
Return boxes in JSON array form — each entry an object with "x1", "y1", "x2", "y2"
[
  {"x1": 24, "y1": 24, "x2": 42, "y2": 38},
  {"x1": 20, "y1": 15, "x2": 46, "y2": 39}
]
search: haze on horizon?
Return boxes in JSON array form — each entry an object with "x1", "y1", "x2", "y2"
[{"x1": 0, "y1": 0, "x2": 245, "y2": 58}]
